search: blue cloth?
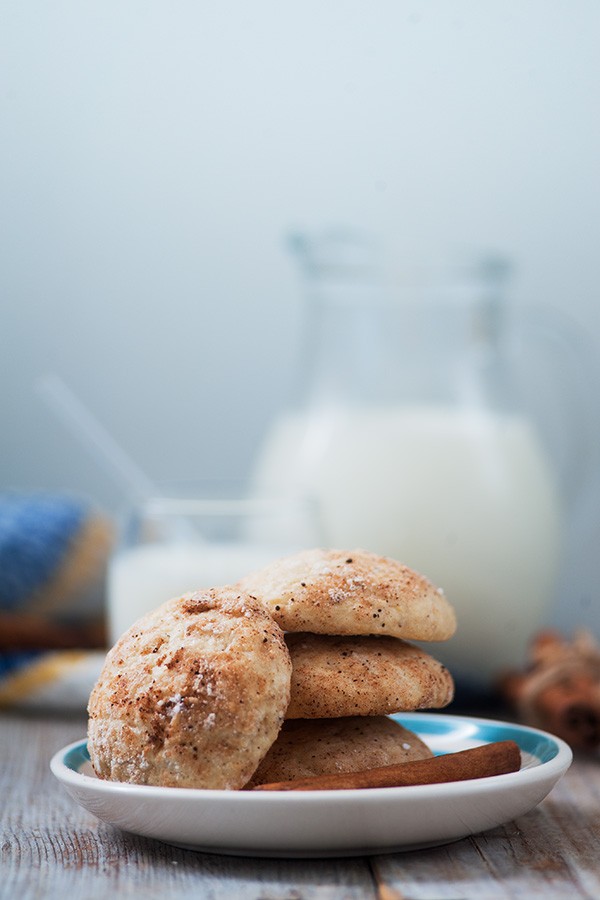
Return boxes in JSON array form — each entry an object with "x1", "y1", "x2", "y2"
[
  {"x1": 0, "y1": 494, "x2": 86, "y2": 609},
  {"x1": 0, "y1": 493, "x2": 111, "y2": 711},
  {"x1": 0, "y1": 650, "x2": 40, "y2": 679}
]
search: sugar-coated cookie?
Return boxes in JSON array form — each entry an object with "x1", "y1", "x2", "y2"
[
  {"x1": 239, "y1": 548, "x2": 456, "y2": 641},
  {"x1": 285, "y1": 632, "x2": 454, "y2": 718},
  {"x1": 88, "y1": 587, "x2": 292, "y2": 789},
  {"x1": 245, "y1": 715, "x2": 433, "y2": 787}
]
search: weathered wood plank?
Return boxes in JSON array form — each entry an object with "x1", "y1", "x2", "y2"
[{"x1": 371, "y1": 758, "x2": 600, "y2": 900}]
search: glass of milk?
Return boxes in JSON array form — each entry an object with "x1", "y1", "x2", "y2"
[{"x1": 107, "y1": 482, "x2": 318, "y2": 644}]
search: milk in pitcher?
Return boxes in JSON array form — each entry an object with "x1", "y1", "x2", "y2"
[{"x1": 254, "y1": 404, "x2": 562, "y2": 681}]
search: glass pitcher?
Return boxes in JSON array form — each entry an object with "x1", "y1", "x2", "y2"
[{"x1": 252, "y1": 229, "x2": 595, "y2": 687}]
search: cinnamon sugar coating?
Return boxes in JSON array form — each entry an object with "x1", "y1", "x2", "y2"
[
  {"x1": 238, "y1": 548, "x2": 456, "y2": 641},
  {"x1": 245, "y1": 715, "x2": 433, "y2": 787},
  {"x1": 286, "y1": 633, "x2": 454, "y2": 718},
  {"x1": 87, "y1": 587, "x2": 292, "y2": 789}
]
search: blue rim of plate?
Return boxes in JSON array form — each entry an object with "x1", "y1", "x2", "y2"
[
  {"x1": 58, "y1": 712, "x2": 569, "y2": 788},
  {"x1": 392, "y1": 712, "x2": 562, "y2": 763}
]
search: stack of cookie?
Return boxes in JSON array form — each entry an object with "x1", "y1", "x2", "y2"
[
  {"x1": 87, "y1": 548, "x2": 456, "y2": 790},
  {"x1": 239, "y1": 548, "x2": 456, "y2": 787}
]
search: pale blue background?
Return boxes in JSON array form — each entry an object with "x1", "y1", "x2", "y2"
[{"x1": 1, "y1": 2, "x2": 599, "y2": 630}]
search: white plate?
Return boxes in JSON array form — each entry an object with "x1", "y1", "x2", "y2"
[{"x1": 50, "y1": 713, "x2": 572, "y2": 858}]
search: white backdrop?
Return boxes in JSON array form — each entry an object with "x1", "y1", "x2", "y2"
[{"x1": 1, "y1": 2, "x2": 599, "y2": 630}]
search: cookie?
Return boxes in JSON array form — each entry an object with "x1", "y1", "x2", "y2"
[
  {"x1": 238, "y1": 548, "x2": 456, "y2": 641},
  {"x1": 245, "y1": 715, "x2": 433, "y2": 787},
  {"x1": 285, "y1": 632, "x2": 454, "y2": 718},
  {"x1": 88, "y1": 587, "x2": 292, "y2": 789}
]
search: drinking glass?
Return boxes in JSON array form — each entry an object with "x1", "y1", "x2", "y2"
[{"x1": 107, "y1": 481, "x2": 318, "y2": 644}]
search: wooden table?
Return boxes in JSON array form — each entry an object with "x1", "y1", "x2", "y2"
[{"x1": 2, "y1": 710, "x2": 599, "y2": 900}]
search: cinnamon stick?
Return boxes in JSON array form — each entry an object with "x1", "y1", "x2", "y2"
[
  {"x1": 251, "y1": 740, "x2": 521, "y2": 791},
  {"x1": 502, "y1": 669, "x2": 600, "y2": 752},
  {"x1": 499, "y1": 630, "x2": 600, "y2": 752}
]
